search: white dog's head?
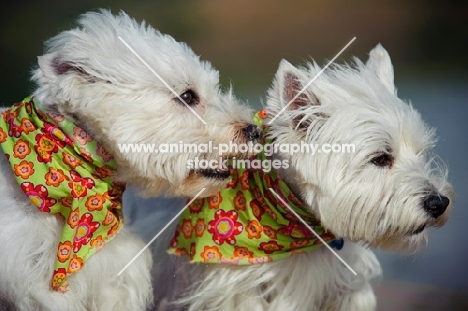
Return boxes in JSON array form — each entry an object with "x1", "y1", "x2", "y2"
[
  {"x1": 267, "y1": 44, "x2": 454, "y2": 251},
  {"x1": 31, "y1": 10, "x2": 260, "y2": 197}
]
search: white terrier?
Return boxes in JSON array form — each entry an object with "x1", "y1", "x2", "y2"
[
  {"x1": 153, "y1": 45, "x2": 454, "y2": 310},
  {"x1": 0, "y1": 10, "x2": 259, "y2": 311}
]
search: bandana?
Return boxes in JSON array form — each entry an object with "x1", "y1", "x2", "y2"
[
  {"x1": 0, "y1": 98, "x2": 124, "y2": 292},
  {"x1": 168, "y1": 110, "x2": 338, "y2": 265}
]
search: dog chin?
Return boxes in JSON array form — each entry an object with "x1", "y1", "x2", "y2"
[
  {"x1": 193, "y1": 168, "x2": 231, "y2": 179},
  {"x1": 165, "y1": 173, "x2": 231, "y2": 197},
  {"x1": 372, "y1": 228, "x2": 429, "y2": 252},
  {"x1": 175, "y1": 152, "x2": 253, "y2": 197},
  {"x1": 409, "y1": 224, "x2": 426, "y2": 235}
]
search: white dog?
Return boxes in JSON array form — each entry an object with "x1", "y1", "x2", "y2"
[
  {"x1": 152, "y1": 45, "x2": 454, "y2": 310},
  {"x1": 0, "y1": 10, "x2": 260, "y2": 311}
]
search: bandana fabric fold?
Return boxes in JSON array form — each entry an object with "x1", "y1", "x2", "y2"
[
  {"x1": 168, "y1": 110, "x2": 336, "y2": 265},
  {"x1": 0, "y1": 97, "x2": 124, "y2": 292}
]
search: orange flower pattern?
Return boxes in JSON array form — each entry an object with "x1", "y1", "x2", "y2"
[
  {"x1": 67, "y1": 255, "x2": 83, "y2": 273},
  {"x1": 45, "y1": 167, "x2": 68, "y2": 187},
  {"x1": 208, "y1": 193, "x2": 222, "y2": 209},
  {"x1": 233, "y1": 191, "x2": 246, "y2": 211},
  {"x1": 90, "y1": 235, "x2": 106, "y2": 252},
  {"x1": 195, "y1": 218, "x2": 205, "y2": 237},
  {"x1": 57, "y1": 241, "x2": 72, "y2": 263},
  {"x1": 14, "y1": 160, "x2": 35, "y2": 179},
  {"x1": 13, "y1": 139, "x2": 31, "y2": 159},
  {"x1": 95, "y1": 165, "x2": 113, "y2": 179},
  {"x1": 63, "y1": 151, "x2": 81, "y2": 169},
  {"x1": 175, "y1": 248, "x2": 188, "y2": 257},
  {"x1": 239, "y1": 171, "x2": 249, "y2": 190},
  {"x1": 102, "y1": 210, "x2": 116, "y2": 226},
  {"x1": 246, "y1": 220, "x2": 263, "y2": 239},
  {"x1": 233, "y1": 246, "x2": 253, "y2": 259},
  {"x1": 249, "y1": 199, "x2": 264, "y2": 221},
  {"x1": 20, "y1": 117, "x2": 36, "y2": 134},
  {"x1": 59, "y1": 197, "x2": 73, "y2": 208},
  {"x1": 0, "y1": 98, "x2": 124, "y2": 292},
  {"x1": 85, "y1": 194, "x2": 105, "y2": 211},
  {"x1": 67, "y1": 208, "x2": 80, "y2": 228},
  {"x1": 181, "y1": 219, "x2": 194, "y2": 239},
  {"x1": 73, "y1": 127, "x2": 93, "y2": 145},
  {"x1": 200, "y1": 246, "x2": 222, "y2": 262},
  {"x1": 169, "y1": 110, "x2": 336, "y2": 265},
  {"x1": 189, "y1": 198, "x2": 204, "y2": 213},
  {"x1": 259, "y1": 241, "x2": 284, "y2": 254},
  {"x1": 0, "y1": 128, "x2": 7, "y2": 143},
  {"x1": 263, "y1": 225, "x2": 277, "y2": 239}
]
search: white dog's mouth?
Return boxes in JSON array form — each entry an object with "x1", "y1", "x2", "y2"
[
  {"x1": 409, "y1": 224, "x2": 426, "y2": 235},
  {"x1": 195, "y1": 167, "x2": 231, "y2": 179}
]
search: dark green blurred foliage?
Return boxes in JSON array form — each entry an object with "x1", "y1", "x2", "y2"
[{"x1": 1, "y1": 0, "x2": 466, "y2": 105}]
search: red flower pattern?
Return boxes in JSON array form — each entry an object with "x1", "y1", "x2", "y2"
[
  {"x1": 208, "y1": 210, "x2": 243, "y2": 245},
  {"x1": 21, "y1": 182, "x2": 56, "y2": 212},
  {"x1": 72, "y1": 213, "x2": 100, "y2": 253},
  {"x1": 68, "y1": 170, "x2": 95, "y2": 198},
  {"x1": 278, "y1": 223, "x2": 314, "y2": 239},
  {"x1": 259, "y1": 241, "x2": 284, "y2": 254}
]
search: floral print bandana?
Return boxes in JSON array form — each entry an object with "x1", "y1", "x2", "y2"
[
  {"x1": 169, "y1": 110, "x2": 338, "y2": 265},
  {"x1": 0, "y1": 97, "x2": 124, "y2": 292}
]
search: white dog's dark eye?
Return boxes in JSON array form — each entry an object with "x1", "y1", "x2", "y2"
[
  {"x1": 178, "y1": 90, "x2": 198, "y2": 106},
  {"x1": 371, "y1": 153, "x2": 393, "y2": 167}
]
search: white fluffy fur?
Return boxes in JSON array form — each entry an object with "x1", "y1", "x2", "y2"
[
  {"x1": 0, "y1": 10, "x2": 257, "y2": 311},
  {"x1": 32, "y1": 10, "x2": 256, "y2": 197},
  {"x1": 151, "y1": 45, "x2": 454, "y2": 310}
]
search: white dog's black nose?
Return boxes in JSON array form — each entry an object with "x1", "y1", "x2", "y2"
[
  {"x1": 423, "y1": 195, "x2": 450, "y2": 218},
  {"x1": 242, "y1": 124, "x2": 262, "y2": 143}
]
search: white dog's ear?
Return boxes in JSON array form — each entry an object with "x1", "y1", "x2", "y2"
[
  {"x1": 366, "y1": 44, "x2": 395, "y2": 94},
  {"x1": 276, "y1": 60, "x2": 321, "y2": 129},
  {"x1": 37, "y1": 53, "x2": 97, "y2": 85},
  {"x1": 277, "y1": 60, "x2": 310, "y2": 108},
  {"x1": 33, "y1": 53, "x2": 100, "y2": 112}
]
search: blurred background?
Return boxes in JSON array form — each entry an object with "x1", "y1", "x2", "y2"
[{"x1": 1, "y1": 1, "x2": 467, "y2": 310}]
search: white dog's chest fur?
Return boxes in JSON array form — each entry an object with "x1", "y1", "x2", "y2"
[
  {"x1": 153, "y1": 234, "x2": 381, "y2": 310},
  {"x1": 0, "y1": 147, "x2": 153, "y2": 310}
]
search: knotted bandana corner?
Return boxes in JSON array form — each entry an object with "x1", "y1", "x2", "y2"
[
  {"x1": 168, "y1": 109, "x2": 338, "y2": 265},
  {"x1": 0, "y1": 97, "x2": 124, "y2": 292}
]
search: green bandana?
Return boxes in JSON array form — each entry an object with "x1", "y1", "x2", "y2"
[
  {"x1": 168, "y1": 110, "x2": 336, "y2": 265},
  {"x1": 0, "y1": 98, "x2": 124, "y2": 292}
]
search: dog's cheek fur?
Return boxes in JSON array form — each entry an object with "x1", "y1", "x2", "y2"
[{"x1": 295, "y1": 112, "x2": 448, "y2": 251}]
